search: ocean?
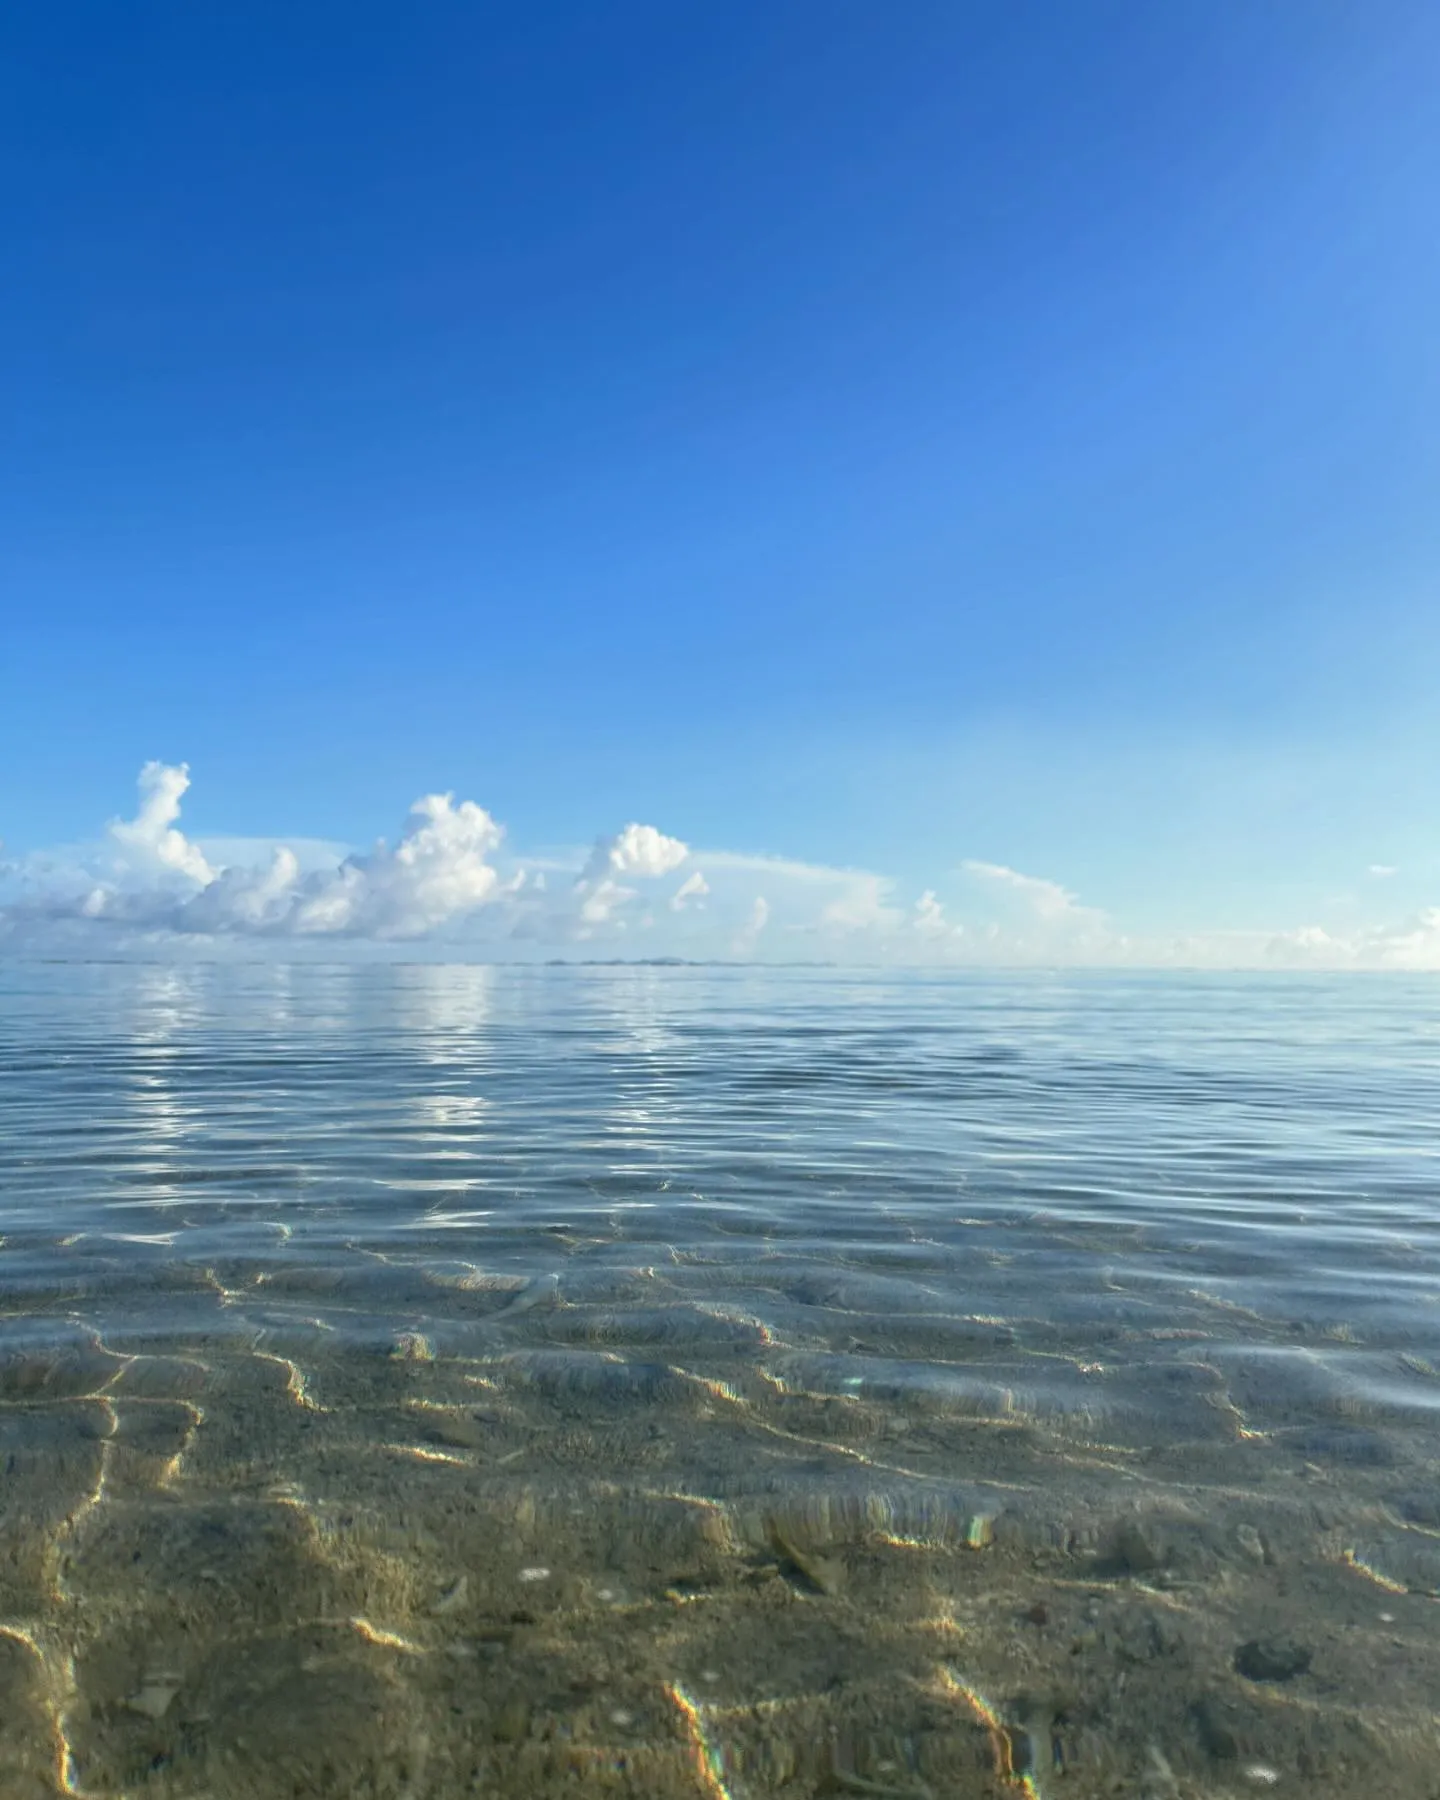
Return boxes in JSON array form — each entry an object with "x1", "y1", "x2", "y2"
[{"x1": 1, "y1": 961, "x2": 1438, "y2": 1797}]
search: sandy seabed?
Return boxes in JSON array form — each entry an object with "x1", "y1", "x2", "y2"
[{"x1": 2, "y1": 1249, "x2": 1439, "y2": 1800}]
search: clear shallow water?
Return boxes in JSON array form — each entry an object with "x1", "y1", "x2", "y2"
[{"x1": 2, "y1": 963, "x2": 1439, "y2": 1798}]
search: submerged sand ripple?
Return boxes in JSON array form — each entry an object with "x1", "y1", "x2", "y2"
[
  {"x1": 0, "y1": 1262, "x2": 1437, "y2": 1798},
  {"x1": 6, "y1": 965, "x2": 1440, "y2": 1796}
]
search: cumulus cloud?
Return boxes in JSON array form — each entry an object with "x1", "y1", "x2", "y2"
[
  {"x1": 24, "y1": 767, "x2": 509, "y2": 941},
  {"x1": 282, "y1": 793, "x2": 506, "y2": 937},
  {"x1": 1367, "y1": 907, "x2": 1440, "y2": 967},
  {"x1": 10, "y1": 760, "x2": 1440, "y2": 968},
  {"x1": 181, "y1": 847, "x2": 303, "y2": 933},
  {"x1": 110, "y1": 761, "x2": 216, "y2": 885},
  {"x1": 913, "y1": 889, "x2": 960, "y2": 942},
  {"x1": 574, "y1": 821, "x2": 689, "y2": 927},
  {"x1": 1264, "y1": 924, "x2": 1344, "y2": 965},
  {"x1": 589, "y1": 823, "x2": 689, "y2": 880}
]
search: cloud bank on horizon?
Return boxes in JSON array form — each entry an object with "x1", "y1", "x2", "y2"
[{"x1": 2, "y1": 763, "x2": 1438, "y2": 969}]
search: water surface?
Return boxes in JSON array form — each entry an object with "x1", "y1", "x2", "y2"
[{"x1": 2, "y1": 964, "x2": 1438, "y2": 1797}]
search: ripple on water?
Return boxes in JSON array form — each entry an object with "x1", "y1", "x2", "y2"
[{"x1": 3, "y1": 966, "x2": 1440, "y2": 1795}]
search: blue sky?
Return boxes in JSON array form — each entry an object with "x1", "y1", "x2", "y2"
[{"x1": 3, "y1": 4, "x2": 1439, "y2": 962}]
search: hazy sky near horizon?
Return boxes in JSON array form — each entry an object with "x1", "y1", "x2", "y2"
[{"x1": 4, "y1": 4, "x2": 1440, "y2": 963}]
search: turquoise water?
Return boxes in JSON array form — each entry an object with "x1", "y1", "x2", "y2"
[{"x1": 2, "y1": 963, "x2": 1438, "y2": 1797}]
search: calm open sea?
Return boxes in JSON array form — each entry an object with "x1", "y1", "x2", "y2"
[{"x1": 1, "y1": 962, "x2": 1438, "y2": 1798}]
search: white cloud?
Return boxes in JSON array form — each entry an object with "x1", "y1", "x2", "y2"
[
  {"x1": 944, "y1": 858, "x2": 1123, "y2": 963},
  {"x1": 171, "y1": 790, "x2": 509, "y2": 939},
  {"x1": 573, "y1": 821, "x2": 689, "y2": 927},
  {"x1": 671, "y1": 871, "x2": 709, "y2": 911},
  {"x1": 592, "y1": 823, "x2": 689, "y2": 879},
  {"x1": 697, "y1": 849, "x2": 879, "y2": 886},
  {"x1": 913, "y1": 889, "x2": 960, "y2": 942},
  {"x1": 688, "y1": 851, "x2": 906, "y2": 944},
  {"x1": 10, "y1": 760, "x2": 1440, "y2": 968},
  {"x1": 1264, "y1": 924, "x2": 1346, "y2": 965},
  {"x1": 732, "y1": 895, "x2": 770, "y2": 956},
  {"x1": 1258, "y1": 911, "x2": 1440, "y2": 970},
  {"x1": 110, "y1": 761, "x2": 215, "y2": 885},
  {"x1": 577, "y1": 881, "x2": 629, "y2": 926},
  {"x1": 1358, "y1": 906, "x2": 1440, "y2": 968},
  {"x1": 961, "y1": 859, "x2": 1084, "y2": 922},
  {"x1": 181, "y1": 847, "x2": 302, "y2": 932},
  {"x1": 196, "y1": 834, "x2": 351, "y2": 874},
  {"x1": 818, "y1": 872, "x2": 901, "y2": 933},
  {"x1": 286, "y1": 793, "x2": 506, "y2": 937},
  {"x1": 16, "y1": 768, "x2": 508, "y2": 941},
  {"x1": 1368, "y1": 864, "x2": 1398, "y2": 878}
]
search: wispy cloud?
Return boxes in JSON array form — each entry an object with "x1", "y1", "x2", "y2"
[
  {"x1": 818, "y1": 872, "x2": 901, "y2": 933},
  {"x1": 956, "y1": 859, "x2": 1117, "y2": 964},
  {"x1": 960, "y1": 859, "x2": 1088, "y2": 923},
  {"x1": 732, "y1": 895, "x2": 770, "y2": 956},
  {"x1": 694, "y1": 848, "x2": 897, "y2": 886},
  {"x1": 671, "y1": 871, "x2": 709, "y2": 911}
]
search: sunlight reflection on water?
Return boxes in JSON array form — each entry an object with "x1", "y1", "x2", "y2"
[{"x1": 1, "y1": 963, "x2": 1439, "y2": 1796}]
